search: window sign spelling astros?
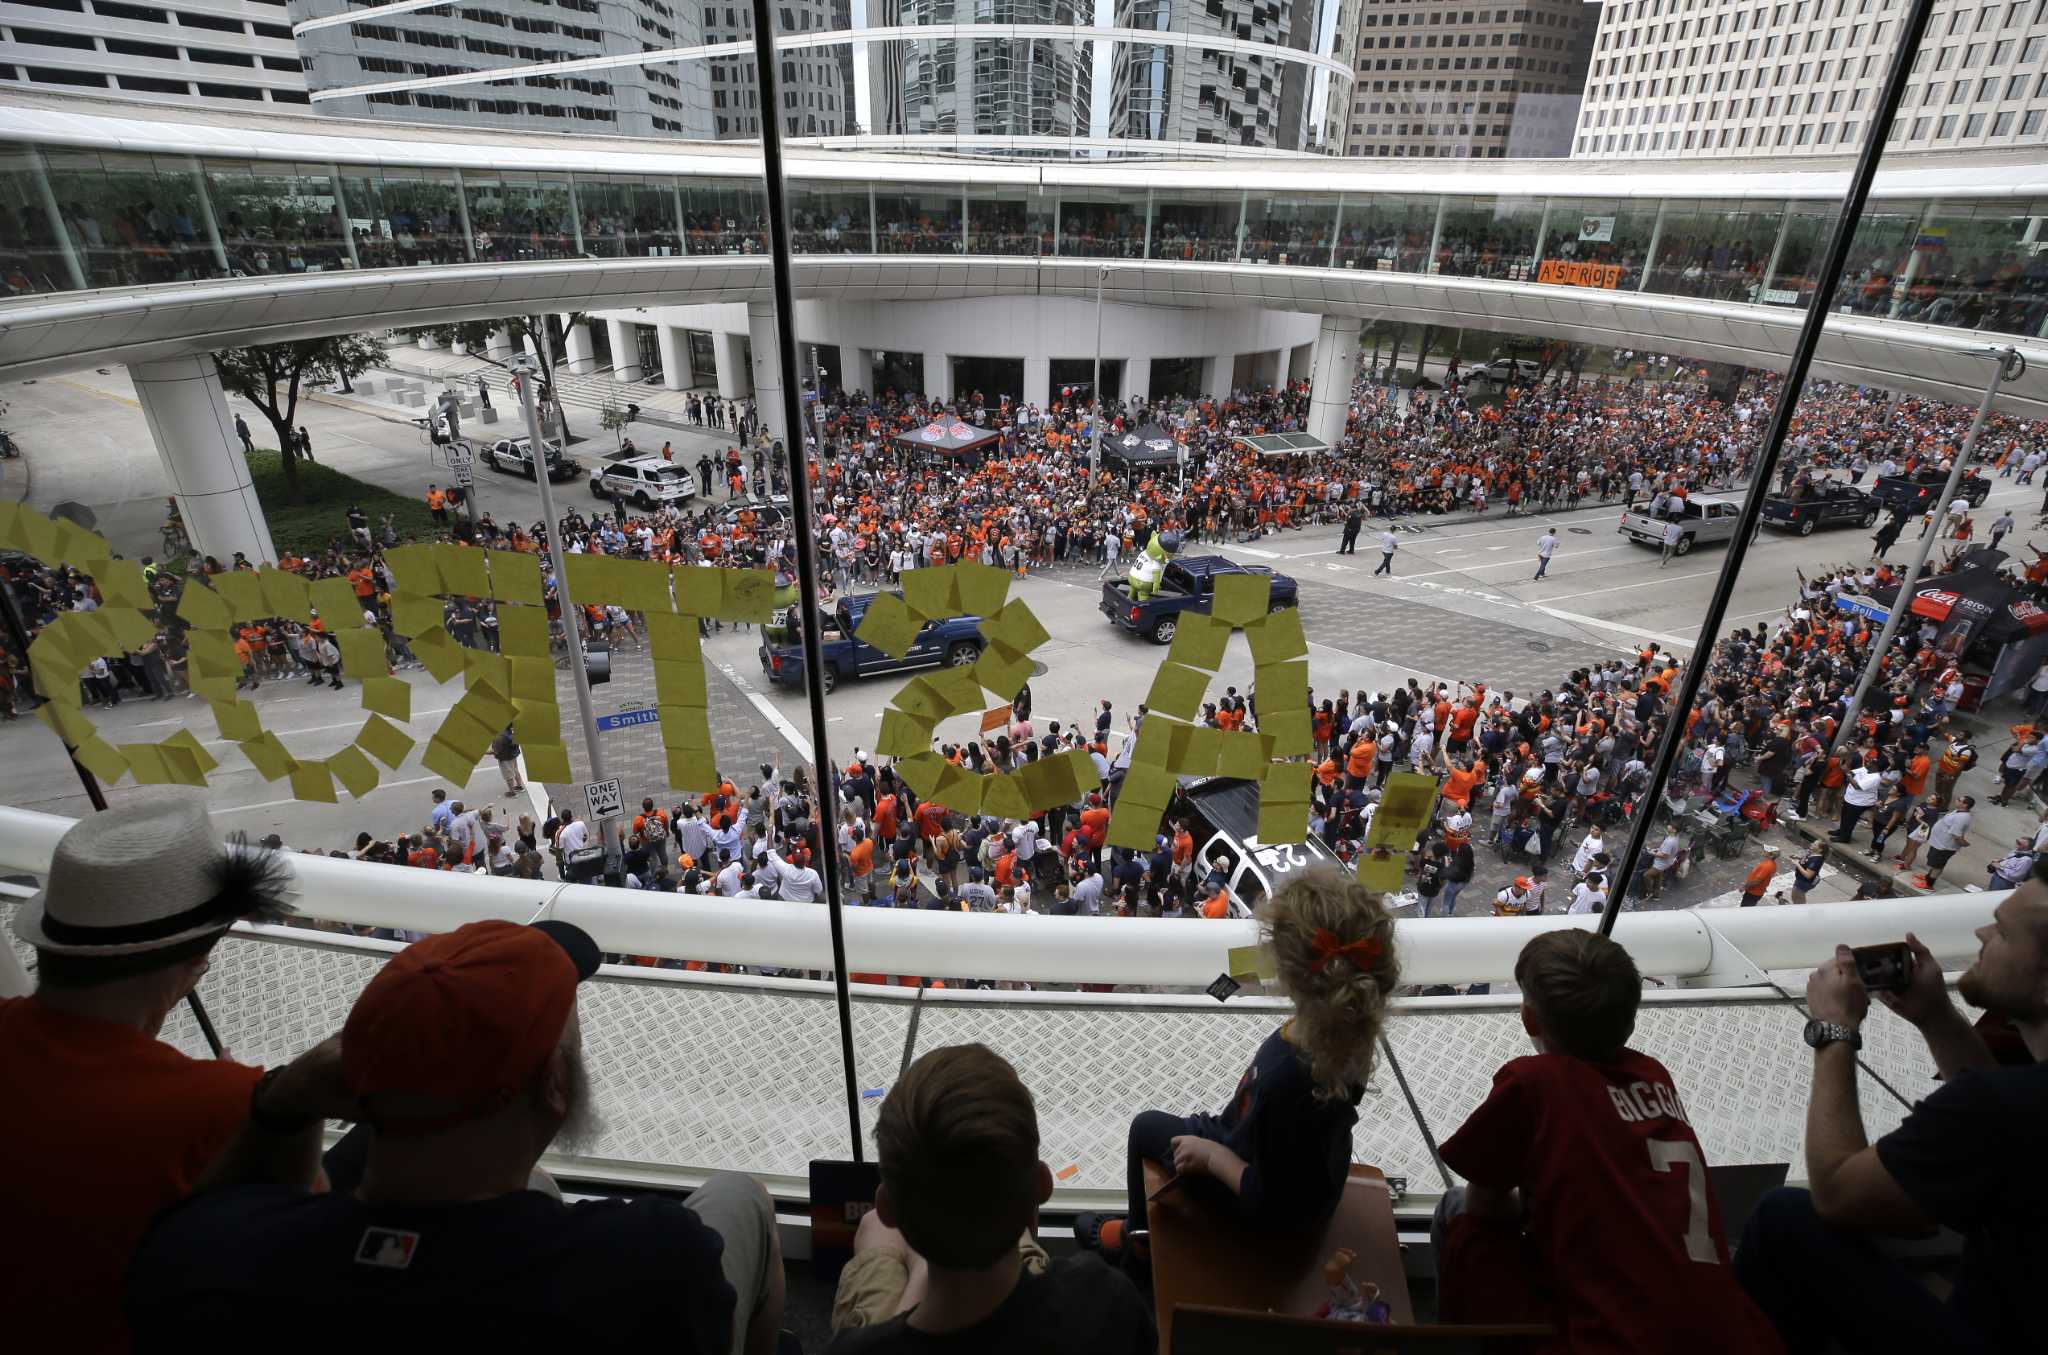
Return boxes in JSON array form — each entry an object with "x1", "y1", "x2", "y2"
[{"x1": 10, "y1": 499, "x2": 1409, "y2": 854}]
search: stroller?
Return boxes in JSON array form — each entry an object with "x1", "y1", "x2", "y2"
[{"x1": 1697, "y1": 786, "x2": 1779, "y2": 860}]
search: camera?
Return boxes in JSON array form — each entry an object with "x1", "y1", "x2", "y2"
[{"x1": 1851, "y1": 942, "x2": 1915, "y2": 994}]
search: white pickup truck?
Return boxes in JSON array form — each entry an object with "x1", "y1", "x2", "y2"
[{"x1": 1617, "y1": 495, "x2": 1742, "y2": 557}]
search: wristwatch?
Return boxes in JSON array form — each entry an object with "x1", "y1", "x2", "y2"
[{"x1": 1802, "y1": 1018, "x2": 1862, "y2": 1052}]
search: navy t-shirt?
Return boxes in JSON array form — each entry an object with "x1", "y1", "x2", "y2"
[
  {"x1": 126, "y1": 1186, "x2": 734, "y2": 1353},
  {"x1": 1876, "y1": 1059, "x2": 2048, "y2": 1347},
  {"x1": 827, "y1": 1254, "x2": 1153, "y2": 1355},
  {"x1": 1187, "y1": 1027, "x2": 1361, "y2": 1228}
]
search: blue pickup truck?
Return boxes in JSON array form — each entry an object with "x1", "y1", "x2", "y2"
[
  {"x1": 760, "y1": 592, "x2": 984, "y2": 694},
  {"x1": 1100, "y1": 555, "x2": 1299, "y2": 644}
]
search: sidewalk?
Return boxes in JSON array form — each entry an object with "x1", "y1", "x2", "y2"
[
  {"x1": 1768, "y1": 702, "x2": 2042, "y2": 903},
  {"x1": 379, "y1": 346, "x2": 734, "y2": 438}
]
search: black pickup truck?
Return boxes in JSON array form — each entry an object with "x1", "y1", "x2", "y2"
[
  {"x1": 1870, "y1": 467, "x2": 1991, "y2": 514},
  {"x1": 1101, "y1": 555, "x2": 1298, "y2": 644}
]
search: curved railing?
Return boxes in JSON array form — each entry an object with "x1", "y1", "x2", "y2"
[{"x1": 0, "y1": 806, "x2": 1996, "y2": 986}]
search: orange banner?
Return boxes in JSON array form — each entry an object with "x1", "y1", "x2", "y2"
[{"x1": 1537, "y1": 258, "x2": 1624, "y2": 290}]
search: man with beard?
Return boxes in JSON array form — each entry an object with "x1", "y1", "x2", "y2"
[
  {"x1": 1736, "y1": 878, "x2": 2048, "y2": 1353},
  {"x1": 125, "y1": 921, "x2": 783, "y2": 1354}
]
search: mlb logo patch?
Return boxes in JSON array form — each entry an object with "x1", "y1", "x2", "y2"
[{"x1": 356, "y1": 1227, "x2": 421, "y2": 1270}]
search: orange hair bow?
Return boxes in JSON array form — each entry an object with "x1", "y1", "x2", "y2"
[{"x1": 1308, "y1": 928, "x2": 1384, "y2": 974}]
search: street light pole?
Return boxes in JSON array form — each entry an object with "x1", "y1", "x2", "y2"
[
  {"x1": 1088, "y1": 262, "x2": 1111, "y2": 484},
  {"x1": 508, "y1": 346, "x2": 618, "y2": 877},
  {"x1": 1824, "y1": 346, "x2": 2023, "y2": 764}
]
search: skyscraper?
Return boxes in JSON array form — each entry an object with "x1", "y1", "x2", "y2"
[
  {"x1": 1571, "y1": 0, "x2": 2048, "y2": 160},
  {"x1": 1341, "y1": 0, "x2": 1599, "y2": 158},
  {"x1": 291, "y1": 0, "x2": 713, "y2": 137},
  {"x1": 2, "y1": 0, "x2": 309, "y2": 109}
]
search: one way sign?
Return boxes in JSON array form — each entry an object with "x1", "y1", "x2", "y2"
[{"x1": 584, "y1": 777, "x2": 623, "y2": 821}]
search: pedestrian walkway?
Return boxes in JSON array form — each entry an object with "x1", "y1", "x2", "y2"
[{"x1": 378, "y1": 344, "x2": 748, "y2": 440}]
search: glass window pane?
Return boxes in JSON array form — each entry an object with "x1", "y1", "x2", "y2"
[
  {"x1": 1908, "y1": 199, "x2": 2048, "y2": 336},
  {"x1": 963, "y1": 182, "x2": 1049, "y2": 256},
  {"x1": 684, "y1": 180, "x2": 767, "y2": 254},
  {"x1": 789, "y1": 180, "x2": 872, "y2": 253},
  {"x1": 1537, "y1": 198, "x2": 1660, "y2": 290},
  {"x1": 1246, "y1": 193, "x2": 1339, "y2": 267},
  {"x1": 873, "y1": 188, "x2": 962, "y2": 254},
  {"x1": 205, "y1": 161, "x2": 352, "y2": 275},
  {"x1": 336, "y1": 166, "x2": 468, "y2": 267},
  {"x1": 463, "y1": 171, "x2": 575, "y2": 262},
  {"x1": 1338, "y1": 192, "x2": 1437, "y2": 273},
  {"x1": 43, "y1": 148, "x2": 216, "y2": 286},
  {"x1": 1434, "y1": 194, "x2": 1545, "y2": 280},
  {"x1": 1149, "y1": 189, "x2": 1240, "y2": 263},
  {"x1": 0, "y1": 145, "x2": 75, "y2": 294},
  {"x1": 1055, "y1": 187, "x2": 1143, "y2": 258},
  {"x1": 575, "y1": 175, "x2": 683, "y2": 258},
  {"x1": 1648, "y1": 200, "x2": 1781, "y2": 301}
]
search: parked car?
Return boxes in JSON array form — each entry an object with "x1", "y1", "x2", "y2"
[
  {"x1": 1870, "y1": 467, "x2": 1991, "y2": 513},
  {"x1": 482, "y1": 436, "x2": 581, "y2": 482},
  {"x1": 1760, "y1": 481, "x2": 1881, "y2": 535},
  {"x1": 1101, "y1": 555, "x2": 1298, "y2": 644},
  {"x1": 1618, "y1": 495, "x2": 1742, "y2": 556},
  {"x1": 590, "y1": 455, "x2": 697, "y2": 510},
  {"x1": 760, "y1": 591, "x2": 983, "y2": 694},
  {"x1": 1481, "y1": 357, "x2": 1542, "y2": 385}
]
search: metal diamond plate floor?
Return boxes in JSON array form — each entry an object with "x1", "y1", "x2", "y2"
[{"x1": 79, "y1": 926, "x2": 1940, "y2": 1201}]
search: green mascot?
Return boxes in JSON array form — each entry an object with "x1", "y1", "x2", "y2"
[{"x1": 1127, "y1": 532, "x2": 1168, "y2": 601}]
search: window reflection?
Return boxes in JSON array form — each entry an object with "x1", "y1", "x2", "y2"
[{"x1": 0, "y1": 139, "x2": 2039, "y2": 348}]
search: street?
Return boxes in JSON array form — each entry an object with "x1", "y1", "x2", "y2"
[{"x1": 5, "y1": 365, "x2": 2043, "y2": 925}]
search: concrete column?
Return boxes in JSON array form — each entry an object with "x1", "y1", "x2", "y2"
[
  {"x1": 746, "y1": 301, "x2": 787, "y2": 444},
  {"x1": 845, "y1": 345, "x2": 874, "y2": 396},
  {"x1": 1288, "y1": 341, "x2": 1315, "y2": 385},
  {"x1": 485, "y1": 326, "x2": 515, "y2": 361},
  {"x1": 607, "y1": 318, "x2": 643, "y2": 382},
  {"x1": 130, "y1": 356, "x2": 277, "y2": 567},
  {"x1": 657, "y1": 324, "x2": 692, "y2": 391},
  {"x1": 1307, "y1": 313, "x2": 1355, "y2": 449},
  {"x1": 714, "y1": 328, "x2": 750, "y2": 400},
  {"x1": 1125, "y1": 355, "x2": 1153, "y2": 403},
  {"x1": 1201, "y1": 351, "x2": 1235, "y2": 400},
  {"x1": 562, "y1": 319, "x2": 596, "y2": 375},
  {"x1": 1023, "y1": 354, "x2": 1051, "y2": 409},
  {"x1": 924, "y1": 351, "x2": 950, "y2": 403}
]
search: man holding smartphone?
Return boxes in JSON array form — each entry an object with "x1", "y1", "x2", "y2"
[{"x1": 1735, "y1": 871, "x2": 2048, "y2": 1353}]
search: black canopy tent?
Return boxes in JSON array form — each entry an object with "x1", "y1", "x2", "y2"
[
  {"x1": 1104, "y1": 424, "x2": 1182, "y2": 467},
  {"x1": 1871, "y1": 556, "x2": 2048, "y2": 705},
  {"x1": 892, "y1": 418, "x2": 1001, "y2": 458}
]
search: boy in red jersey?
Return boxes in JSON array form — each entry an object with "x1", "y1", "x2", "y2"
[{"x1": 1433, "y1": 929, "x2": 1783, "y2": 1354}]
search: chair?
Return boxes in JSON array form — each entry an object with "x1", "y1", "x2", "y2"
[{"x1": 1142, "y1": 1160, "x2": 1414, "y2": 1351}]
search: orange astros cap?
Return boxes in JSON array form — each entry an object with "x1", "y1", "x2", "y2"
[{"x1": 342, "y1": 920, "x2": 601, "y2": 1134}]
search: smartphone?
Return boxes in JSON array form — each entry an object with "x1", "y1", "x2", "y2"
[{"x1": 1852, "y1": 942, "x2": 1915, "y2": 994}]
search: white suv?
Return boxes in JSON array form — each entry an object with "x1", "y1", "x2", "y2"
[{"x1": 589, "y1": 456, "x2": 697, "y2": 510}]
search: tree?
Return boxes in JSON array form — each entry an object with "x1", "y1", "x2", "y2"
[
  {"x1": 213, "y1": 334, "x2": 386, "y2": 504},
  {"x1": 599, "y1": 394, "x2": 631, "y2": 450}
]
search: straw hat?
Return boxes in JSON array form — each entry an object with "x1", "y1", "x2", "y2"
[{"x1": 12, "y1": 789, "x2": 293, "y2": 956}]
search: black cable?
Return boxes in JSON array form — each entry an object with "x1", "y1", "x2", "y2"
[
  {"x1": 1597, "y1": 0, "x2": 1941, "y2": 939},
  {"x1": 1378, "y1": 1035, "x2": 1453, "y2": 1190},
  {"x1": 747, "y1": 0, "x2": 863, "y2": 1162}
]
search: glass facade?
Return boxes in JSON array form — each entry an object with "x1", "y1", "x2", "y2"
[{"x1": 0, "y1": 138, "x2": 2043, "y2": 344}]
